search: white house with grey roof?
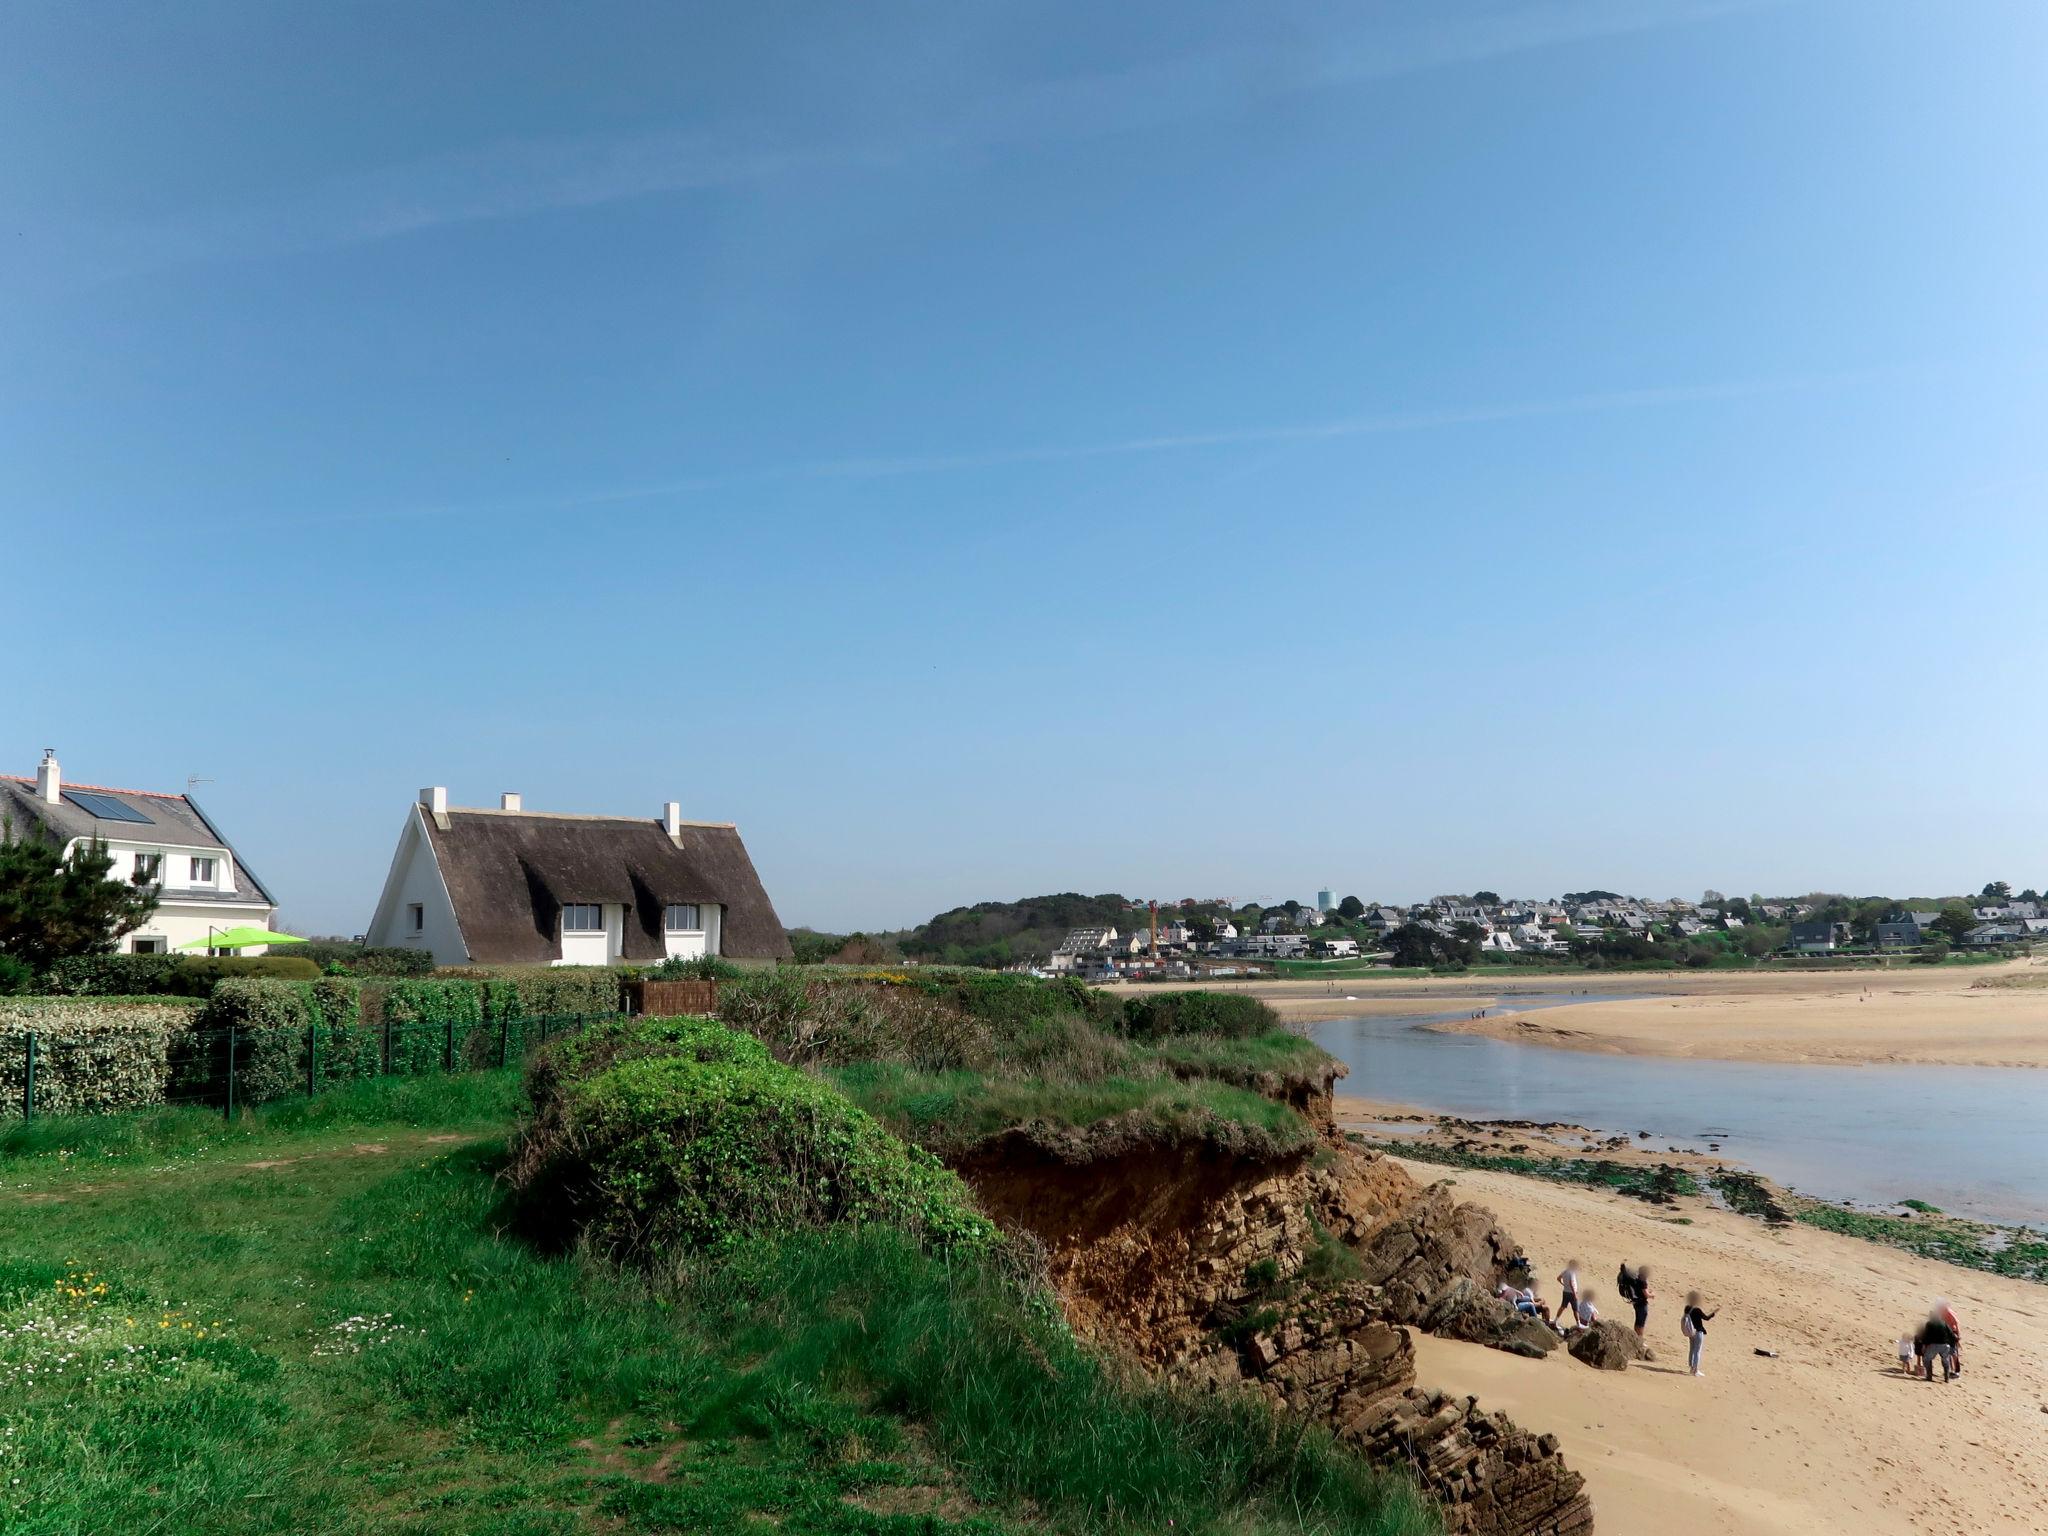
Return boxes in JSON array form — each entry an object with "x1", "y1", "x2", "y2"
[{"x1": 1, "y1": 750, "x2": 279, "y2": 953}]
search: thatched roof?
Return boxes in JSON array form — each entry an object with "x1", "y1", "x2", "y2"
[{"x1": 424, "y1": 810, "x2": 791, "y2": 963}]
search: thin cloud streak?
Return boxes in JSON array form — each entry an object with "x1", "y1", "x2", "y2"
[
  {"x1": 287, "y1": 364, "x2": 1859, "y2": 528},
  {"x1": 71, "y1": 0, "x2": 1789, "y2": 279},
  {"x1": 808, "y1": 371, "x2": 1834, "y2": 480}
]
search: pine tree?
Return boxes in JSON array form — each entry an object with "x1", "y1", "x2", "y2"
[{"x1": 0, "y1": 819, "x2": 160, "y2": 972}]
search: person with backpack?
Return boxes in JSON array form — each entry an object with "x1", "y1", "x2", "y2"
[
  {"x1": 1681, "y1": 1291, "x2": 1716, "y2": 1376},
  {"x1": 1618, "y1": 1262, "x2": 1653, "y2": 1339}
]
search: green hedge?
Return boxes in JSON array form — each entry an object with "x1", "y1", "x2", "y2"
[
  {"x1": 186, "y1": 977, "x2": 624, "y2": 1106},
  {"x1": 1119, "y1": 990, "x2": 1279, "y2": 1041},
  {"x1": 40, "y1": 953, "x2": 321, "y2": 997},
  {"x1": 438, "y1": 965, "x2": 624, "y2": 1022},
  {"x1": 280, "y1": 941, "x2": 435, "y2": 977},
  {"x1": 0, "y1": 999, "x2": 204, "y2": 1117},
  {"x1": 510, "y1": 1016, "x2": 996, "y2": 1258}
]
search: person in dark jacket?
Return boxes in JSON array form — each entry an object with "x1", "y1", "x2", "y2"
[
  {"x1": 1916, "y1": 1308, "x2": 1959, "y2": 1383},
  {"x1": 1618, "y1": 1263, "x2": 1654, "y2": 1339}
]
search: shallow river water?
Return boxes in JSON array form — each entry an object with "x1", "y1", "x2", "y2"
[{"x1": 1310, "y1": 1003, "x2": 2048, "y2": 1225}]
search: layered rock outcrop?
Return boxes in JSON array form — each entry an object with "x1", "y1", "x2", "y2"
[
  {"x1": 946, "y1": 1088, "x2": 1597, "y2": 1536},
  {"x1": 1182, "y1": 1288, "x2": 1590, "y2": 1536}
]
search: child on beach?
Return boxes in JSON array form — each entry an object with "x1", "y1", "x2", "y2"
[
  {"x1": 1897, "y1": 1336, "x2": 1917, "y2": 1376},
  {"x1": 1681, "y1": 1291, "x2": 1716, "y2": 1376},
  {"x1": 1566, "y1": 1288, "x2": 1599, "y2": 1334}
]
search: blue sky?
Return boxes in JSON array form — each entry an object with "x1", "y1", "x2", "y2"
[{"x1": 5, "y1": 1, "x2": 2045, "y2": 934}]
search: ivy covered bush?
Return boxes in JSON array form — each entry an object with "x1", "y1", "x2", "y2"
[
  {"x1": 510, "y1": 1016, "x2": 996, "y2": 1259},
  {"x1": 0, "y1": 999, "x2": 204, "y2": 1117}
]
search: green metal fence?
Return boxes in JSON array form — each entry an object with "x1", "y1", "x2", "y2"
[{"x1": 5, "y1": 1011, "x2": 622, "y2": 1124}]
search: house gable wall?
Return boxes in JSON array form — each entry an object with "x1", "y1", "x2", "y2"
[{"x1": 364, "y1": 808, "x2": 469, "y2": 965}]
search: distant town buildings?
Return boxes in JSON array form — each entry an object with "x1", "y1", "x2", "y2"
[{"x1": 1032, "y1": 884, "x2": 2029, "y2": 977}]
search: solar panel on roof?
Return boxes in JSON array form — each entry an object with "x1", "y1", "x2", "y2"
[{"x1": 63, "y1": 790, "x2": 154, "y2": 825}]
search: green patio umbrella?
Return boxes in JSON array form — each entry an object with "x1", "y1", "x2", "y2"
[{"x1": 177, "y1": 927, "x2": 308, "y2": 951}]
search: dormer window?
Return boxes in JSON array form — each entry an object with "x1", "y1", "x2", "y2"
[
  {"x1": 133, "y1": 853, "x2": 162, "y2": 882},
  {"x1": 562, "y1": 904, "x2": 604, "y2": 933},
  {"x1": 664, "y1": 904, "x2": 701, "y2": 933},
  {"x1": 190, "y1": 856, "x2": 216, "y2": 883}
]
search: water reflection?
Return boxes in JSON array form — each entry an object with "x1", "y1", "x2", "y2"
[{"x1": 1310, "y1": 1011, "x2": 2048, "y2": 1225}]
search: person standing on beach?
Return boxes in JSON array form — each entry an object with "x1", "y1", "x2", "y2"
[
  {"x1": 1681, "y1": 1291, "x2": 1716, "y2": 1376},
  {"x1": 1557, "y1": 1259, "x2": 1582, "y2": 1323},
  {"x1": 1619, "y1": 1262, "x2": 1653, "y2": 1339},
  {"x1": 1916, "y1": 1303, "x2": 1959, "y2": 1383}
]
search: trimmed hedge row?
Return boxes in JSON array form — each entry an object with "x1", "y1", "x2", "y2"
[
  {"x1": 39, "y1": 953, "x2": 321, "y2": 997},
  {"x1": 0, "y1": 998, "x2": 207, "y2": 1117},
  {"x1": 271, "y1": 941, "x2": 436, "y2": 977},
  {"x1": 435, "y1": 965, "x2": 626, "y2": 1021},
  {"x1": 186, "y1": 976, "x2": 623, "y2": 1105}
]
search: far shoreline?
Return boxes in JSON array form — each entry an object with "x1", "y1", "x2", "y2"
[{"x1": 1120, "y1": 957, "x2": 2048, "y2": 1067}]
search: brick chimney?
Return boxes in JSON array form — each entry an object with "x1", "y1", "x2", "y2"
[
  {"x1": 500, "y1": 792, "x2": 522, "y2": 811},
  {"x1": 35, "y1": 748, "x2": 60, "y2": 804},
  {"x1": 663, "y1": 801, "x2": 682, "y2": 845}
]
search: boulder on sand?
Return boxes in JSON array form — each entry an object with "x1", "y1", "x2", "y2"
[
  {"x1": 1496, "y1": 1314, "x2": 1565, "y2": 1360},
  {"x1": 1569, "y1": 1319, "x2": 1650, "y2": 1371}
]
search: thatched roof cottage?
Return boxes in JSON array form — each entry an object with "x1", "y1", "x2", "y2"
[{"x1": 364, "y1": 787, "x2": 790, "y2": 967}]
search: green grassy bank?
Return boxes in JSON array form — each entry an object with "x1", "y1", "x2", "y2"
[{"x1": 0, "y1": 1072, "x2": 1436, "y2": 1536}]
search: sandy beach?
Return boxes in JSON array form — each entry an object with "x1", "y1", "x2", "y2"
[
  {"x1": 1131, "y1": 959, "x2": 2048, "y2": 1066},
  {"x1": 1428, "y1": 964, "x2": 2048, "y2": 1068},
  {"x1": 1383, "y1": 1154, "x2": 2048, "y2": 1535}
]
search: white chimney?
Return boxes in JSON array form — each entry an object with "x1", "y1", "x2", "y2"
[
  {"x1": 421, "y1": 786, "x2": 448, "y2": 815},
  {"x1": 500, "y1": 791, "x2": 522, "y2": 812},
  {"x1": 36, "y1": 749, "x2": 60, "y2": 804},
  {"x1": 663, "y1": 801, "x2": 682, "y2": 841}
]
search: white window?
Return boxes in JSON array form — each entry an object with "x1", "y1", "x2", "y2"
[
  {"x1": 562, "y1": 903, "x2": 604, "y2": 932},
  {"x1": 664, "y1": 903, "x2": 701, "y2": 932},
  {"x1": 409, "y1": 903, "x2": 424, "y2": 933},
  {"x1": 133, "y1": 853, "x2": 162, "y2": 881},
  {"x1": 131, "y1": 936, "x2": 167, "y2": 954},
  {"x1": 190, "y1": 856, "x2": 216, "y2": 883}
]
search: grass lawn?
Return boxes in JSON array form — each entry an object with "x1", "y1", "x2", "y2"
[{"x1": 0, "y1": 1073, "x2": 1435, "y2": 1536}]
